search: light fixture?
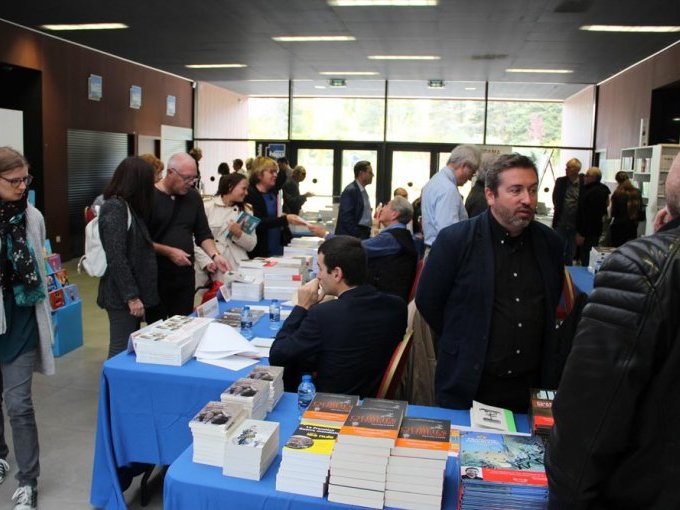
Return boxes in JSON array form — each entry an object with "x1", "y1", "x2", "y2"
[
  {"x1": 272, "y1": 35, "x2": 356, "y2": 42},
  {"x1": 506, "y1": 68, "x2": 573, "y2": 74},
  {"x1": 185, "y1": 64, "x2": 248, "y2": 69},
  {"x1": 368, "y1": 55, "x2": 440, "y2": 60},
  {"x1": 580, "y1": 25, "x2": 680, "y2": 33},
  {"x1": 464, "y1": 87, "x2": 477, "y2": 91},
  {"x1": 329, "y1": 0, "x2": 437, "y2": 5},
  {"x1": 328, "y1": 79, "x2": 347, "y2": 87},
  {"x1": 314, "y1": 85, "x2": 327, "y2": 89},
  {"x1": 319, "y1": 71, "x2": 380, "y2": 76},
  {"x1": 672, "y1": 117, "x2": 680, "y2": 122},
  {"x1": 427, "y1": 79, "x2": 445, "y2": 89},
  {"x1": 40, "y1": 23, "x2": 128, "y2": 31}
]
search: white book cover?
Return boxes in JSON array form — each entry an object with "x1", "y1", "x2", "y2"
[{"x1": 226, "y1": 419, "x2": 279, "y2": 450}]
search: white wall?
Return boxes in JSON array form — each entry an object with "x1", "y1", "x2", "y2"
[{"x1": 0, "y1": 108, "x2": 23, "y2": 152}]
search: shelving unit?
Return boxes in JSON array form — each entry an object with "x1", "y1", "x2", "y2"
[{"x1": 619, "y1": 144, "x2": 680, "y2": 235}]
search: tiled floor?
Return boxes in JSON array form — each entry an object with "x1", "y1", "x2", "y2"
[{"x1": 0, "y1": 260, "x2": 165, "y2": 509}]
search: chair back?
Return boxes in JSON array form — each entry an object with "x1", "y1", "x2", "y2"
[
  {"x1": 375, "y1": 329, "x2": 414, "y2": 399},
  {"x1": 407, "y1": 258, "x2": 425, "y2": 302},
  {"x1": 556, "y1": 267, "x2": 577, "y2": 321}
]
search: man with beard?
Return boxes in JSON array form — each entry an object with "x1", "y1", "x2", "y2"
[{"x1": 416, "y1": 153, "x2": 564, "y2": 412}]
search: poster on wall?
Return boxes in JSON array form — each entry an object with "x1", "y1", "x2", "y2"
[
  {"x1": 166, "y1": 95, "x2": 176, "y2": 117},
  {"x1": 88, "y1": 74, "x2": 103, "y2": 101},
  {"x1": 130, "y1": 85, "x2": 142, "y2": 109}
]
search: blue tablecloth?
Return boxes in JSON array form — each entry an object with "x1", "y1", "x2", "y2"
[
  {"x1": 90, "y1": 299, "x2": 284, "y2": 510},
  {"x1": 164, "y1": 394, "x2": 530, "y2": 510},
  {"x1": 567, "y1": 266, "x2": 594, "y2": 295}
]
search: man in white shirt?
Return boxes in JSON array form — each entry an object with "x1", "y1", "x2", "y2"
[{"x1": 421, "y1": 145, "x2": 481, "y2": 248}]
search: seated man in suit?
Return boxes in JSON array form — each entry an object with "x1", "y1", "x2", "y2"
[{"x1": 270, "y1": 236, "x2": 407, "y2": 398}]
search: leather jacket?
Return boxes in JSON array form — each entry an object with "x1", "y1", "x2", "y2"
[{"x1": 546, "y1": 223, "x2": 680, "y2": 510}]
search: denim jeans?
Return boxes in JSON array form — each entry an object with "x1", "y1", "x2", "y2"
[{"x1": 0, "y1": 348, "x2": 39, "y2": 486}]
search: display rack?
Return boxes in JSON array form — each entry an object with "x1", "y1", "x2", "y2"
[{"x1": 45, "y1": 252, "x2": 84, "y2": 357}]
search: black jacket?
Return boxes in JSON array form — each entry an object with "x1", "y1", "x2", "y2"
[
  {"x1": 546, "y1": 221, "x2": 680, "y2": 510},
  {"x1": 270, "y1": 285, "x2": 407, "y2": 399},
  {"x1": 416, "y1": 210, "x2": 564, "y2": 409},
  {"x1": 97, "y1": 197, "x2": 159, "y2": 311},
  {"x1": 246, "y1": 168, "x2": 290, "y2": 258},
  {"x1": 552, "y1": 174, "x2": 584, "y2": 228},
  {"x1": 576, "y1": 182, "x2": 610, "y2": 240}
]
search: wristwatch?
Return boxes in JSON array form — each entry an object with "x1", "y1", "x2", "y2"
[{"x1": 210, "y1": 253, "x2": 218, "y2": 260}]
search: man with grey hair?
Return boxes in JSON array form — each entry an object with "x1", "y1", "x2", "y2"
[
  {"x1": 575, "y1": 166, "x2": 610, "y2": 267},
  {"x1": 546, "y1": 153, "x2": 680, "y2": 509},
  {"x1": 552, "y1": 157, "x2": 583, "y2": 264},
  {"x1": 421, "y1": 144, "x2": 481, "y2": 248},
  {"x1": 147, "y1": 152, "x2": 230, "y2": 322},
  {"x1": 417, "y1": 153, "x2": 564, "y2": 412}
]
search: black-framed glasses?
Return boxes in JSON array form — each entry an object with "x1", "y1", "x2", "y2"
[
  {"x1": 0, "y1": 174, "x2": 33, "y2": 188},
  {"x1": 169, "y1": 167, "x2": 198, "y2": 184}
]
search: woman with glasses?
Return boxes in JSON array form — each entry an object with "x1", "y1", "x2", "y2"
[
  {"x1": 247, "y1": 156, "x2": 306, "y2": 257},
  {"x1": 0, "y1": 147, "x2": 53, "y2": 510},
  {"x1": 194, "y1": 173, "x2": 256, "y2": 294},
  {"x1": 97, "y1": 157, "x2": 159, "y2": 358}
]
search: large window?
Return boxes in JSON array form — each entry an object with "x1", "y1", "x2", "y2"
[{"x1": 247, "y1": 98, "x2": 289, "y2": 140}]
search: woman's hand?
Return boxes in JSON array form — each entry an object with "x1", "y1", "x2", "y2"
[
  {"x1": 307, "y1": 223, "x2": 328, "y2": 238},
  {"x1": 285, "y1": 214, "x2": 307, "y2": 226},
  {"x1": 127, "y1": 298, "x2": 145, "y2": 318},
  {"x1": 228, "y1": 220, "x2": 243, "y2": 239}
]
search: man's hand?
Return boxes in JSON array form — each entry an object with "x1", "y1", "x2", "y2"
[
  {"x1": 654, "y1": 206, "x2": 671, "y2": 232},
  {"x1": 575, "y1": 233, "x2": 585, "y2": 246},
  {"x1": 307, "y1": 223, "x2": 327, "y2": 238},
  {"x1": 303, "y1": 191, "x2": 314, "y2": 198},
  {"x1": 167, "y1": 247, "x2": 192, "y2": 266},
  {"x1": 286, "y1": 214, "x2": 308, "y2": 226},
  {"x1": 297, "y1": 279, "x2": 322, "y2": 310},
  {"x1": 213, "y1": 253, "x2": 231, "y2": 273}
]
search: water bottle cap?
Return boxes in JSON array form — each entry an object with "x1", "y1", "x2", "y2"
[
  {"x1": 243, "y1": 305, "x2": 250, "y2": 311},
  {"x1": 302, "y1": 374, "x2": 312, "y2": 382},
  {"x1": 271, "y1": 299, "x2": 278, "y2": 304}
]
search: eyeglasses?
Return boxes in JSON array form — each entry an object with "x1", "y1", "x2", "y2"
[
  {"x1": 169, "y1": 168, "x2": 198, "y2": 184},
  {"x1": 0, "y1": 174, "x2": 33, "y2": 188}
]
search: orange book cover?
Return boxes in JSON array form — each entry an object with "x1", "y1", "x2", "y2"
[
  {"x1": 394, "y1": 417, "x2": 450, "y2": 452},
  {"x1": 302, "y1": 393, "x2": 358, "y2": 424},
  {"x1": 339, "y1": 405, "x2": 402, "y2": 440}
]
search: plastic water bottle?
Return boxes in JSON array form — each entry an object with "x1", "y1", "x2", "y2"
[
  {"x1": 297, "y1": 374, "x2": 316, "y2": 417},
  {"x1": 269, "y1": 299, "x2": 281, "y2": 331},
  {"x1": 240, "y1": 305, "x2": 253, "y2": 340}
]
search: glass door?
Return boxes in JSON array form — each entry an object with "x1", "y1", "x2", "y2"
[
  {"x1": 295, "y1": 148, "x2": 334, "y2": 220},
  {"x1": 390, "y1": 151, "x2": 431, "y2": 203},
  {"x1": 341, "y1": 149, "x2": 379, "y2": 208}
]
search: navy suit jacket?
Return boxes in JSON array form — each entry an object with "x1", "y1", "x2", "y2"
[
  {"x1": 416, "y1": 210, "x2": 564, "y2": 409},
  {"x1": 270, "y1": 285, "x2": 407, "y2": 398},
  {"x1": 335, "y1": 181, "x2": 369, "y2": 238}
]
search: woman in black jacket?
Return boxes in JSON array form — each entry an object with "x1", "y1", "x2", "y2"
[
  {"x1": 246, "y1": 156, "x2": 305, "y2": 258},
  {"x1": 97, "y1": 157, "x2": 159, "y2": 358}
]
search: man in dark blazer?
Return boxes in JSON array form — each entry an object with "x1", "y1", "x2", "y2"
[
  {"x1": 416, "y1": 153, "x2": 564, "y2": 413},
  {"x1": 334, "y1": 161, "x2": 374, "y2": 239},
  {"x1": 552, "y1": 158, "x2": 583, "y2": 264},
  {"x1": 270, "y1": 236, "x2": 407, "y2": 398}
]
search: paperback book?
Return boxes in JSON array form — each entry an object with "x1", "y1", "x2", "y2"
[
  {"x1": 530, "y1": 388, "x2": 556, "y2": 437},
  {"x1": 337, "y1": 404, "x2": 404, "y2": 448},
  {"x1": 189, "y1": 401, "x2": 247, "y2": 467},
  {"x1": 470, "y1": 400, "x2": 517, "y2": 433},
  {"x1": 302, "y1": 393, "x2": 359, "y2": 427},
  {"x1": 391, "y1": 417, "x2": 451, "y2": 461},
  {"x1": 226, "y1": 211, "x2": 261, "y2": 239},
  {"x1": 223, "y1": 419, "x2": 280, "y2": 481}
]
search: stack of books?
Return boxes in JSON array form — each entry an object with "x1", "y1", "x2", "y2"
[
  {"x1": 217, "y1": 307, "x2": 265, "y2": 328},
  {"x1": 245, "y1": 365, "x2": 285, "y2": 412},
  {"x1": 263, "y1": 273, "x2": 302, "y2": 301},
  {"x1": 530, "y1": 388, "x2": 556, "y2": 438},
  {"x1": 223, "y1": 419, "x2": 280, "y2": 481},
  {"x1": 458, "y1": 431, "x2": 549, "y2": 510},
  {"x1": 221, "y1": 378, "x2": 270, "y2": 420},
  {"x1": 302, "y1": 393, "x2": 359, "y2": 427},
  {"x1": 130, "y1": 316, "x2": 213, "y2": 366},
  {"x1": 328, "y1": 399, "x2": 406, "y2": 509},
  {"x1": 276, "y1": 421, "x2": 341, "y2": 497},
  {"x1": 240, "y1": 257, "x2": 305, "y2": 281},
  {"x1": 385, "y1": 417, "x2": 451, "y2": 510},
  {"x1": 189, "y1": 401, "x2": 246, "y2": 467},
  {"x1": 230, "y1": 277, "x2": 264, "y2": 301}
]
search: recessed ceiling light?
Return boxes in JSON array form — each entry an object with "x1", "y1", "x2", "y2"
[
  {"x1": 465, "y1": 87, "x2": 477, "y2": 90},
  {"x1": 272, "y1": 35, "x2": 356, "y2": 42},
  {"x1": 319, "y1": 71, "x2": 380, "y2": 76},
  {"x1": 329, "y1": 0, "x2": 437, "y2": 5},
  {"x1": 580, "y1": 25, "x2": 680, "y2": 33},
  {"x1": 185, "y1": 64, "x2": 247, "y2": 69},
  {"x1": 672, "y1": 117, "x2": 680, "y2": 122},
  {"x1": 506, "y1": 68, "x2": 573, "y2": 74},
  {"x1": 315, "y1": 85, "x2": 327, "y2": 89},
  {"x1": 368, "y1": 55, "x2": 440, "y2": 60},
  {"x1": 40, "y1": 23, "x2": 128, "y2": 31},
  {"x1": 247, "y1": 79, "x2": 289, "y2": 82}
]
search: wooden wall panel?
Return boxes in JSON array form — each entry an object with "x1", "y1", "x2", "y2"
[
  {"x1": 596, "y1": 42, "x2": 680, "y2": 157},
  {"x1": 0, "y1": 20, "x2": 193, "y2": 258}
]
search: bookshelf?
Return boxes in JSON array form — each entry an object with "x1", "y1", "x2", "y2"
[
  {"x1": 619, "y1": 144, "x2": 680, "y2": 235},
  {"x1": 45, "y1": 252, "x2": 84, "y2": 357}
]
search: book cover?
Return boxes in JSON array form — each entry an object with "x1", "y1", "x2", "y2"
[
  {"x1": 393, "y1": 417, "x2": 451, "y2": 453},
  {"x1": 247, "y1": 365, "x2": 284, "y2": 382},
  {"x1": 362, "y1": 398, "x2": 408, "y2": 418},
  {"x1": 449, "y1": 427, "x2": 461, "y2": 457},
  {"x1": 227, "y1": 211, "x2": 261, "y2": 239},
  {"x1": 54, "y1": 269, "x2": 69, "y2": 287},
  {"x1": 229, "y1": 419, "x2": 279, "y2": 448},
  {"x1": 303, "y1": 393, "x2": 359, "y2": 424},
  {"x1": 190, "y1": 401, "x2": 245, "y2": 431},
  {"x1": 223, "y1": 378, "x2": 269, "y2": 400},
  {"x1": 459, "y1": 432, "x2": 547, "y2": 487},
  {"x1": 470, "y1": 400, "x2": 517, "y2": 433},
  {"x1": 530, "y1": 388, "x2": 555, "y2": 435},
  {"x1": 48, "y1": 289, "x2": 65, "y2": 310},
  {"x1": 46, "y1": 253, "x2": 62, "y2": 273},
  {"x1": 283, "y1": 421, "x2": 341, "y2": 457},
  {"x1": 339, "y1": 405, "x2": 403, "y2": 441},
  {"x1": 63, "y1": 284, "x2": 80, "y2": 304},
  {"x1": 45, "y1": 274, "x2": 58, "y2": 292}
]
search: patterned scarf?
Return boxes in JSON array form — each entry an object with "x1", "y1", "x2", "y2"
[{"x1": 0, "y1": 195, "x2": 45, "y2": 306}]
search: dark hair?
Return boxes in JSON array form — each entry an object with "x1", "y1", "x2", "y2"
[
  {"x1": 233, "y1": 158, "x2": 243, "y2": 169},
  {"x1": 615, "y1": 170, "x2": 630, "y2": 185},
  {"x1": 353, "y1": 160, "x2": 372, "y2": 178},
  {"x1": 277, "y1": 157, "x2": 289, "y2": 165},
  {"x1": 217, "y1": 162, "x2": 230, "y2": 175},
  {"x1": 318, "y1": 236, "x2": 367, "y2": 286},
  {"x1": 613, "y1": 178, "x2": 641, "y2": 221},
  {"x1": 485, "y1": 153, "x2": 538, "y2": 194},
  {"x1": 103, "y1": 156, "x2": 155, "y2": 221},
  {"x1": 0, "y1": 146, "x2": 29, "y2": 174},
  {"x1": 216, "y1": 173, "x2": 248, "y2": 211}
]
